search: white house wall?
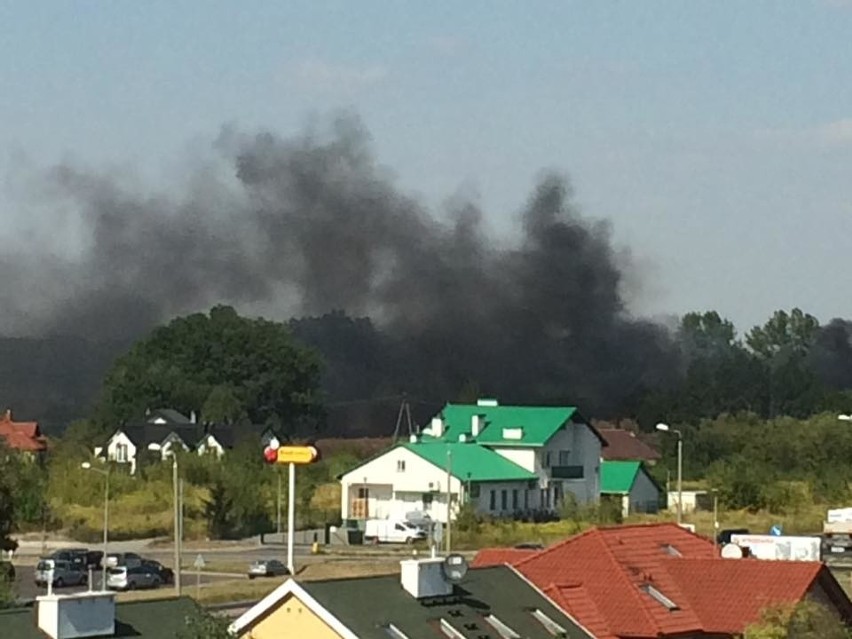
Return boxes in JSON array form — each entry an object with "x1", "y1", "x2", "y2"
[
  {"x1": 340, "y1": 447, "x2": 463, "y2": 523},
  {"x1": 492, "y1": 447, "x2": 536, "y2": 473},
  {"x1": 105, "y1": 432, "x2": 137, "y2": 474}
]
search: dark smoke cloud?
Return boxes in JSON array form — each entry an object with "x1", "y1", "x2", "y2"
[{"x1": 1, "y1": 115, "x2": 678, "y2": 415}]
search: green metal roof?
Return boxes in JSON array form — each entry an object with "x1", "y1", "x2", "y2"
[
  {"x1": 402, "y1": 441, "x2": 537, "y2": 482},
  {"x1": 302, "y1": 565, "x2": 594, "y2": 639},
  {"x1": 600, "y1": 460, "x2": 642, "y2": 494},
  {"x1": 440, "y1": 402, "x2": 578, "y2": 446}
]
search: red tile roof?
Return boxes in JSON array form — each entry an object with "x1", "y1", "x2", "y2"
[
  {"x1": 599, "y1": 428, "x2": 661, "y2": 462},
  {"x1": 0, "y1": 409, "x2": 47, "y2": 453},
  {"x1": 471, "y1": 547, "x2": 540, "y2": 568},
  {"x1": 477, "y1": 523, "x2": 852, "y2": 638}
]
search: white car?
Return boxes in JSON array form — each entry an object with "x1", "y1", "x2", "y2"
[{"x1": 364, "y1": 519, "x2": 428, "y2": 544}]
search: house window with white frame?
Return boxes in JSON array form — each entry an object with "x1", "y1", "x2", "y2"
[
  {"x1": 396, "y1": 460, "x2": 406, "y2": 472},
  {"x1": 115, "y1": 443, "x2": 128, "y2": 463}
]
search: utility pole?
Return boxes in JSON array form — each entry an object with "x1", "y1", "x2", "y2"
[
  {"x1": 277, "y1": 470, "x2": 283, "y2": 535},
  {"x1": 287, "y1": 462, "x2": 296, "y2": 574},
  {"x1": 445, "y1": 450, "x2": 452, "y2": 554},
  {"x1": 173, "y1": 456, "x2": 181, "y2": 595}
]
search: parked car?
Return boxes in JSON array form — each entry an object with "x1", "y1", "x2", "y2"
[
  {"x1": 106, "y1": 564, "x2": 162, "y2": 591},
  {"x1": 141, "y1": 559, "x2": 174, "y2": 584},
  {"x1": 247, "y1": 559, "x2": 289, "y2": 579},
  {"x1": 105, "y1": 552, "x2": 142, "y2": 569},
  {"x1": 34, "y1": 559, "x2": 88, "y2": 588},
  {"x1": 48, "y1": 548, "x2": 103, "y2": 571}
]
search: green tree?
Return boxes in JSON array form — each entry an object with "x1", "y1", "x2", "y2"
[
  {"x1": 201, "y1": 384, "x2": 246, "y2": 424},
  {"x1": 97, "y1": 305, "x2": 325, "y2": 433},
  {"x1": 746, "y1": 309, "x2": 820, "y2": 360},
  {"x1": 0, "y1": 443, "x2": 20, "y2": 553},
  {"x1": 177, "y1": 605, "x2": 232, "y2": 639},
  {"x1": 744, "y1": 600, "x2": 850, "y2": 639}
]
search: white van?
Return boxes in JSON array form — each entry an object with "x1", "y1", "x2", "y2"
[{"x1": 364, "y1": 519, "x2": 427, "y2": 544}]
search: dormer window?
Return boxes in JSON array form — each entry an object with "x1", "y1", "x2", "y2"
[{"x1": 641, "y1": 583, "x2": 679, "y2": 611}]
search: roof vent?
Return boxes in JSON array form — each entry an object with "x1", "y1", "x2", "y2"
[
  {"x1": 477, "y1": 398, "x2": 499, "y2": 407},
  {"x1": 409, "y1": 434, "x2": 419, "y2": 444},
  {"x1": 502, "y1": 428, "x2": 523, "y2": 440},
  {"x1": 641, "y1": 583, "x2": 679, "y2": 611},
  {"x1": 471, "y1": 415, "x2": 484, "y2": 437},
  {"x1": 429, "y1": 417, "x2": 445, "y2": 438},
  {"x1": 37, "y1": 591, "x2": 116, "y2": 638},
  {"x1": 400, "y1": 557, "x2": 453, "y2": 599},
  {"x1": 458, "y1": 434, "x2": 467, "y2": 443}
]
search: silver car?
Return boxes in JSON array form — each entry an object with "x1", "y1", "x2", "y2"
[
  {"x1": 247, "y1": 559, "x2": 289, "y2": 579},
  {"x1": 106, "y1": 565, "x2": 162, "y2": 590},
  {"x1": 34, "y1": 559, "x2": 88, "y2": 588}
]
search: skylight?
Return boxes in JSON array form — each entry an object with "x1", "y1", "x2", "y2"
[
  {"x1": 484, "y1": 614, "x2": 521, "y2": 639},
  {"x1": 439, "y1": 618, "x2": 467, "y2": 639},
  {"x1": 530, "y1": 609, "x2": 568, "y2": 637},
  {"x1": 383, "y1": 623, "x2": 411, "y2": 639},
  {"x1": 641, "y1": 583, "x2": 679, "y2": 611},
  {"x1": 660, "y1": 543, "x2": 682, "y2": 557}
]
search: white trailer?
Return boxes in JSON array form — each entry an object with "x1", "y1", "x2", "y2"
[{"x1": 730, "y1": 534, "x2": 821, "y2": 561}]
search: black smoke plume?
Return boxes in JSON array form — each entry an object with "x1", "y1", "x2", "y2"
[{"x1": 1, "y1": 116, "x2": 679, "y2": 427}]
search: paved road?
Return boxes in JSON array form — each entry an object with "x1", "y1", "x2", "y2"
[{"x1": 14, "y1": 569, "x2": 239, "y2": 602}]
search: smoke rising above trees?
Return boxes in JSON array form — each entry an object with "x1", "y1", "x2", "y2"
[
  {"x1": 1, "y1": 116, "x2": 678, "y2": 419},
  {"x1": 2, "y1": 115, "x2": 852, "y2": 430}
]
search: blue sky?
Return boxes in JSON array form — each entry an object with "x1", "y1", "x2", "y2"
[{"x1": 2, "y1": 0, "x2": 852, "y2": 332}]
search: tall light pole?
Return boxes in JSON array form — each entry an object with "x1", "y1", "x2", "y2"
[
  {"x1": 149, "y1": 443, "x2": 181, "y2": 595},
  {"x1": 81, "y1": 462, "x2": 109, "y2": 590},
  {"x1": 656, "y1": 423, "x2": 683, "y2": 524}
]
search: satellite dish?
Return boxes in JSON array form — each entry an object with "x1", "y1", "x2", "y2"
[
  {"x1": 442, "y1": 554, "x2": 469, "y2": 583},
  {"x1": 721, "y1": 543, "x2": 744, "y2": 559}
]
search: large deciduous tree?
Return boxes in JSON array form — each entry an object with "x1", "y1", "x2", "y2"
[{"x1": 97, "y1": 305, "x2": 324, "y2": 431}]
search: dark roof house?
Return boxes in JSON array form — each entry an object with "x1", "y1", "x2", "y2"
[
  {"x1": 230, "y1": 562, "x2": 596, "y2": 638},
  {"x1": 0, "y1": 595, "x2": 198, "y2": 638},
  {"x1": 599, "y1": 428, "x2": 661, "y2": 462}
]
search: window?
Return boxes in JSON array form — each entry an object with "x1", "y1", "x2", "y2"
[
  {"x1": 530, "y1": 609, "x2": 568, "y2": 637},
  {"x1": 439, "y1": 619, "x2": 466, "y2": 639},
  {"x1": 115, "y1": 444, "x2": 128, "y2": 463},
  {"x1": 558, "y1": 450, "x2": 570, "y2": 465},
  {"x1": 383, "y1": 623, "x2": 410, "y2": 639},
  {"x1": 490, "y1": 490, "x2": 496, "y2": 511},
  {"x1": 501, "y1": 490, "x2": 508, "y2": 511},
  {"x1": 641, "y1": 583, "x2": 679, "y2": 611},
  {"x1": 512, "y1": 489, "x2": 519, "y2": 510},
  {"x1": 423, "y1": 493, "x2": 433, "y2": 509},
  {"x1": 468, "y1": 484, "x2": 480, "y2": 498},
  {"x1": 395, "y1": 523, "x2": 406, "y2": 531},
  {"x1": 358, "y1": 487, "x2": 368, "y2": 499},
  {"x1": 484, "y1": 614, "x2": 521, "y2": 639},
  {"x1": 397, "y1": 460, "x2": 406, "y2": 472},
  {"x1": 544, "y1": 451, "x2": 552, "y2": 467},
  {"x1": 524, "y1": 490, "x2": 529, "y2": 510}
]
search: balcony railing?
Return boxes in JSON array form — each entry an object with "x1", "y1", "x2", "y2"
[{"x1": 550, "y1": 465, "x2": 584, "y2": 479}]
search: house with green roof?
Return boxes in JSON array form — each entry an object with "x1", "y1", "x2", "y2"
[
  {"x1": 340, "y1": 399, "x2": 602, "y2": 523},
  {"x1": 600, "y1": 460, "x2": 663, "y2": 517}
]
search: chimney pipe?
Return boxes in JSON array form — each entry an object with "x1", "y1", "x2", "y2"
[
  {"x1": 430, "y1": 417, "x2": 444, "y2": 438},
  {"x1": 471, "y1": 415, "x2": 483, "y2": 438}
]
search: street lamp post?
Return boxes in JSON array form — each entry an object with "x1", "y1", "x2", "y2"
[
  {"x1": 149, "y1": 443, "x2": 181, "y2": 595},
  {"x1": 656, "y1": 423, "x2": 683, "y2": 525},
  {"x1": 81, "y1": 462, "x2": 109, "y2": 590}
]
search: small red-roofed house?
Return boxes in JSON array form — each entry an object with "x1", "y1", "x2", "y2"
[
  {"x1": 0, "y1": 409, "x2": 47, "y2": 456},
  {"x1": 474, "y1": 522, "x2": 852, "y2": 638}
]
